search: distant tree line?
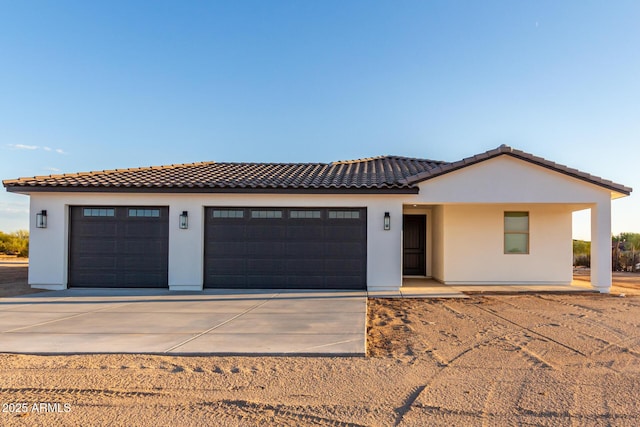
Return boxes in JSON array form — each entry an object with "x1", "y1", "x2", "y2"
[{"x1": 0, "y1": 230, "x2": 29, "y2": 257}]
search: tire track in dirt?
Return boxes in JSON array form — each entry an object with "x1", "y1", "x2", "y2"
[
  {"x1": 388, "y1": 299, "x2": 556, "y2": 372},
  {"x1": 491, "y1": 297, "x2": 640, "y2": 361},
  {"x1": 438, "y1": 302, "x2": 561, "y2": 370},
  {"x1": 0, "y1": 387, "x2": 162, "y2": 399},
  {"x1": 393, "y1": 385, "x2": 426, "y2": 426},
  {"x1": 386, "y1": 300, "x2": 558, "y2": 425},
  {"x1": 478, "y1": 367, "x2": 504, "y2": 426},
  {"x1": 197, "y1": 399, "x2": 370, "y2": 426},
  {"x1": 478, "y1": 298, "x2": 589, "y2": 357},
  {"x1": 414, "y1": 300, "x2": 513, "y2": 367},
  {"x1": 503, "y1": 333, "x2": 556, "y2": 370},
  {"x1": 536, "y1": 295, "x2": 640, "y2": 329}
]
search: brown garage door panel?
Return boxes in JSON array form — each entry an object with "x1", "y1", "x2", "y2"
[
  {"x1": 69, "y1": 206, "x2": 169, "y2": 288},
  {"x1": 204, "y1": 207, "x2": 367, "y2": 290},
  {"x1": 207, "y1": 275, "x2": 247, "y2": 287}
]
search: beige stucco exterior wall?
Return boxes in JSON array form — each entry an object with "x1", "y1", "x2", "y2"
[
  {"x1": 27, "y1": 192, "x2": 406, "y2": 291},
  {"x1": 414, "y1": 156, "x2": 615, "y2": 205},
  {"x1": 439, "y1": 204, "x2": 573, "y2": 284}
]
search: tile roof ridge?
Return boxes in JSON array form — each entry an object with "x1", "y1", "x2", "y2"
[
  {"x1": 330, "y1": 155, "x2": 388, "y2": 165},
  {"x1": 21, "y1": 161, "x2": 219, "y2": 181},
  {"x1": 387, "y1": 154, "x2": 448, "y2": 164},
  {"x1": 214, "y1": 160, "x2": 328, "y2": 166},
  {"x1": 331, "y1": 154, "x2": 447, "y2": 165}
]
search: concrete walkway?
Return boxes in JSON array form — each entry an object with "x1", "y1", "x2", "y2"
[
  {"x1": 368, "y1": 278, "x2": 599, "y2": 298},
  {"x1": 0, "y1": 289, "x2": 366, "y2": 356}
]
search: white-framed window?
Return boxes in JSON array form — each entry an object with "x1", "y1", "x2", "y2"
[{"x1": 504, "y1": 211, "x2": 529, "y2": 254}]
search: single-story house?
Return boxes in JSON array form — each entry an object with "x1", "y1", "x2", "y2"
[{"x1": 3, "y1": 145, "x2": 632, "y2": 293}]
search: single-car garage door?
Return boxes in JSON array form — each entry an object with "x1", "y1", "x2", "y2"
[
  {"x1": 69, "y1": 206, "x2": 169, "y2": 288},
  {"x1": 204, "y1": 207, "x2": 367, "y2": 289}
]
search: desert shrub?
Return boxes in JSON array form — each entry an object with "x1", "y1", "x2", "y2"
[
  {"x1": 0, "y1": 230, "x2": 29, "y2": 257},
  {"x1": 573, "y1": 255, "x2": 590, "y2": 267}
]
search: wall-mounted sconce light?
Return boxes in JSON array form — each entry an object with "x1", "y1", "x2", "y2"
[
  {"x1": 36, "y1": 210, "x2": 47, "y2": 228},
  {"x1": 179, "y1": 211, "x2": 188, "y2": 229},
  {"x1": 384, "y1": 212, "x2": 390, "y2": 231}
]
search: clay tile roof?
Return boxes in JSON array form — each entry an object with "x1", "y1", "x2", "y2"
[
  {"x1": 2, "y1": 156, "x2": 445, "y2": 192},
  {"x1": 2, "y1": 147, "x2": 631, "y2": 195}
]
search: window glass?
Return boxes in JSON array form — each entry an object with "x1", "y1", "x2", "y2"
[
  {"x1": 251, "y1": 210, "x2": 283, "y2": 219},
  {"x1": 328, "y1": 210, "x2": 360, "y2": 219},
  {"x1": 290, "y1": 210, "x2": 321, "y2": 219},
  {"x1": 505, "y1": 234, "x2": 528, "y2": 254},
  {"x1": 212, "y1": 209, "x2": 244, "y2": 218},
  {"x1": 504, "y1": 212, "x2": 529, "y2": 254},
  {"x1": 505, "y1": 212, "x2": 528, "y2": 232},
  {"x1": 128, "y1": 209, "x2": 160, "y2": 217},
  {"x1": 83, "y1": 208, "x2": 115, "y2": 217}
]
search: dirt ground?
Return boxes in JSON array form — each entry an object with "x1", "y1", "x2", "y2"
[
  {"x1": 0, "y1": 259, "x2": 45, "y2": 298},
  {"x1": 0, "y1": 266, "x2": 639, "y2": 426}
]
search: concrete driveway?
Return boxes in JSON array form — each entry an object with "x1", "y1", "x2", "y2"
[{"x1": 0, "y1": 289, "x2": 366, "y2": 356}]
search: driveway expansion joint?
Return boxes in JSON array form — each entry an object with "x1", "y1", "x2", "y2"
[{"x1": 162, "y1": 293, "x2": 281, "y2": 353}]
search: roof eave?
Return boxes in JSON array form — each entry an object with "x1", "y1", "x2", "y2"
[{"x1": 4, "y1": 185, "x2": 419, "y2": 195}]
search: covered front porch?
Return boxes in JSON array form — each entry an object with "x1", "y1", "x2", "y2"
[{"x1": 397, "y1": 201, "x2": 613, "y2": 293}]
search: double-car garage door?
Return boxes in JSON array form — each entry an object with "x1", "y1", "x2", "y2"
[
  {"x1": 69, "y1": 206, "x2": 366, "y2": 289},
  {"x1": 204, "y1": 207, "x2": 367, "y2": 290}
]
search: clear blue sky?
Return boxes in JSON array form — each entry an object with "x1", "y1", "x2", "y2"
[{"x1": 1, "y1": 1, "x2": 638, "y2": 239}]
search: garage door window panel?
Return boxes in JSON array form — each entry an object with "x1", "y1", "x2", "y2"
[
  {"x1": 212, "y1": 209, "x2": 244, "y2": 218},
  {"x1": 328, "y1": 210, "x2": 360, "y2": 219},
  {"x1": 251, "y1": 210, "x2": 283, "y2": 219},
  {"x1": 83, "y1": 208, "x2": 115, "y2": 217},
  {"x1": 128, "y1": 208, "x2": 160, "y2": 218},
  {"x1": 290, "y1": 210, "x2": 321, "y2": 219}
]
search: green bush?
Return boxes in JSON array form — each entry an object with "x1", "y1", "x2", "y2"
[{"x1": 0, "y1": 230, "x2": 29, "y2": 257}]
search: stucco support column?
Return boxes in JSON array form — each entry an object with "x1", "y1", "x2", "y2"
[{"x1": 590, "y1": 201, "x2": 612, "y2": 293}]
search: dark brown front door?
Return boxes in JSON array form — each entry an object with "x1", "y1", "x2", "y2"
[{"x1": 403, "y1": 214, "x2": 426, "y2": 276}]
